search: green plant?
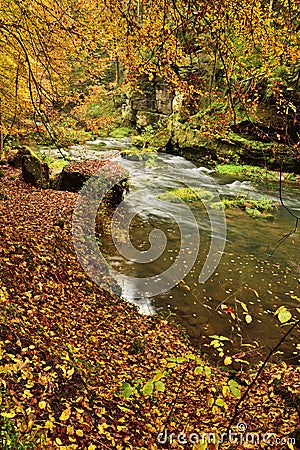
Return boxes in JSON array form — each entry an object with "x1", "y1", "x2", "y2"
[
  {"x1": 0, "y1": 417, "x2": 35, "y2": 450},
  {"x1": 209, "y1": 335, "x2": 232, "y2": 359}
]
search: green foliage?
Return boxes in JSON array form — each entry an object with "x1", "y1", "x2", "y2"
[
  {"x1": 120, "y1": 373, "x2": 166, "y2": 399},
  {"x1": 120, "y1": 382, "x2": 134, "y2": 399},
  {"x1": 209, "y1": 335, "x2": 231, "y2": 360},
  {"x1": 85, "y1": 97, "x2": 117, "y2": 120},
  {"x1": 130, "y1": 126, "x2": 157, "y2": 149},
  {"x1": 0, "y1": 417, "x2": 35, "y2": 450},
  {"x1": 228, "y1": 379, "x2": 241, "y2": 398},
  {"x1": 109, "y1": 127, "x2": 133, "y2": 138},
  {"x1": 54, "y1": 123, "x2": 94, "y2": 146},
  {"x1": 224, "y1": 133, "x2": 275, "y2": 153}
]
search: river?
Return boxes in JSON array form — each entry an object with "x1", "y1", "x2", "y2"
[{"x1": 41, "y1": 137, "x2": 300, "y2": 364}]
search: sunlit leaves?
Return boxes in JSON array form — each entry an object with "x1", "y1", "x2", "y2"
[
  {"x1": 1, "y1": 411, "x2": 16, "y2": 418},
  {"x1": 228, "y1": 379, "x2": 241, "y2": 398},
  {"x1": 142, "y1": 380, "x2": 154, "y2": 396},
  {"x1": 155, "y1": 381, "x2": 165, "y2": 392},
  {"x1": 209, "y1": 335, "x2": 231, "y2": 358},
  {"x1": 152, "y1": 371, "x2": 165, "y2": 382},
  {"x1": 120, "y1": 382, "x2": 134, "y2": 398},
  {"x1": 60, "y1": 407, "x2": 72, "y2": 421},
  {"x1": 194, "y1": 366, "x2": 203, "y2": 375}
]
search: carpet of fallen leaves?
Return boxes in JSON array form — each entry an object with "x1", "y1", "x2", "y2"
[
  {"x1": 63, "y1": 160, "x2": 113, "y2": 176},
  {"x1": 0, "y1": 165, "x2": 299, "y2": 449}
]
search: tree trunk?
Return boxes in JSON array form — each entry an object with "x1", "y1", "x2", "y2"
[
  {"x1": 0, "y1": 98, "x2": 3, "y2": 160},
  {"x1": 115, "y1": 56, "x2": 120, "y2": 85},
  {"x1": 137, "y1": 0, "x2": 143, "y2": 25}
]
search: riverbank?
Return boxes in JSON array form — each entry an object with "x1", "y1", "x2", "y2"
[{"x1": 0, "y1": 164, "x2": 299, "y2": 449}]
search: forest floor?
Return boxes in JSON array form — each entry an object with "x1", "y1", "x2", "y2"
[{"x1": 0, "y1": 164, "x2": 299, "y2": 449}]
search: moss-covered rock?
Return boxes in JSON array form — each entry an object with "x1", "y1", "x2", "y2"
[
  {"x1": 210, "y1": 195, "x2": 278, "y2": 219},
  {"x1": 21, "y1": 152, "x2": 50, "y2": 188},
  {"x1": 158, "y1": 187, "x2": 214, "y2": 203},
  {"x1": 155, "y1": 112, "x2": 300, "y2": 173},
  {"x1": 109, "y1": 127, "x2": 133, "y2": 138},
  {"x1": 136, "y1": 111, "x2": 165, "y2": 128}
]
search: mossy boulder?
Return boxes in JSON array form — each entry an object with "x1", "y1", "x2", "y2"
[{"x1": 22, "y1": 153, "x2": 50, "y2": 188}]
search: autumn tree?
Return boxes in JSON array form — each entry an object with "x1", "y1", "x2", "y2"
[
  {"x1": 95, "y1": 0, "x2": 300, "y2": 142},
  {"x1": 0, "y1": 0, "x2": 108, "y2": 153},
  {"x1": 0, "y1": 0, "x2": 299, "y2": 152}
]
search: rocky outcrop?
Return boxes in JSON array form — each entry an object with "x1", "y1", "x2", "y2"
[{"x1": 122, "y1": 74, "x2": 173, "y2": 129}]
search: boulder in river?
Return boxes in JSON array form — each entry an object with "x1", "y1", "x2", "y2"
[{"x1": 55, "y1": 159, "x2": 129, "y2": 206}]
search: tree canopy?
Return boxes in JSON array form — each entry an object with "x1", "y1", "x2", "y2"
[{"x1": 0, "y1": 0, "x2": 299, "y2": 145}]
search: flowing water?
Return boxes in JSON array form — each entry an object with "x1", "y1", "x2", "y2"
[{"x1": 40, "y1": 138, "x2": 300, "y2": 364}]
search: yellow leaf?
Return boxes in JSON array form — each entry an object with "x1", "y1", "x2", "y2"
[
  {"x1": 75, "y1": 407, "x2": 84, "y2": 413},
  {"x1": 55, "y1": 438, "x2": 63, "y2": 445},
  {"x1": 152, "y1": 372, "x2": 165, "y2": 382},
  {"x1": 1, "y1": 411, "x2": 15, "y2": 418},
  {"x1": 27, "y1": 420, "x2": 34, "y2": 430},
  {"x1": 196, "y1": 443, "x2": 208, "y2": 450},
  {"x1": 207, "y1": 396, "x2": 214, "y2": 407},
  {"x1": 45, "y1": 420, "x2": 54, "y2": 430},
  {"x1": 67, "y1": 367, "x2": 75, "y2": 378},
  {"x1": 224, "y1": 356, "x2": 232, "y2": 366},
  {"x1": 245, "y1": 314, "x2": 252, "y2": 324},
  {"x1": 60, "y1": 408, "x2": 71, "y2": 421},
  {"x1": 222, "y1": 385, "x2": 229, "y2": 396},
  {"x1": 39, "y1": 401, "x2": 46, "y2": 409},
  {"x1": 75, "y1": 429, "x2": 84, "y2": 437},
  {"x1": 98, "y1": 423, "x2": 108, "y2": 433},
  {"x1": 88, "y1": 445, "x2": 97, "y2": 450},
  {"x1": 239, "y1": 301, "x2": 248, "y2": 312},
  {"x1": 67, "y1": 425, "x2": 74, "y2": 435}
]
